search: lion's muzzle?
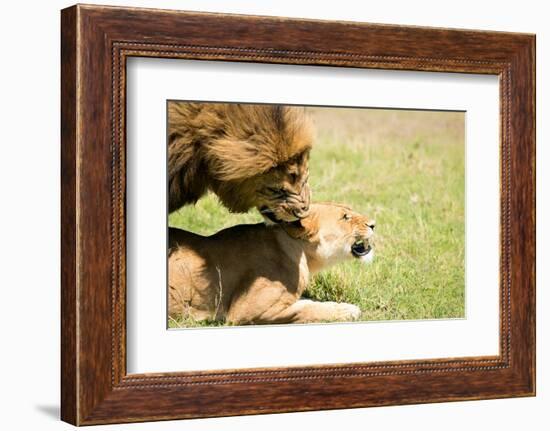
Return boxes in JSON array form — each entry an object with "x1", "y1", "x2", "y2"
[{"x1": 259, "y1": 182, "x2": 311, "y2": 223}]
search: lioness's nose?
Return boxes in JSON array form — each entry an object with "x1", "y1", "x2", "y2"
[{"x1": 367, "y1": 220, "x2": 376, "y2": 230}]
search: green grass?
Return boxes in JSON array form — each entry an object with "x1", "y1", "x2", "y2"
[{"x1": 168, "y1": 108, "x2": 465, "y2": 327}]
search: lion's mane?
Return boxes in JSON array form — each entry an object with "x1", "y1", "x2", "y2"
[{"x1": 168, "y1": 102, "x2": 313, "y2": 213}]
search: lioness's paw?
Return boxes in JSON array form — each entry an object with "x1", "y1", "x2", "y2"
[{"x1": 334, "y1": 303, "x2": 361, "y2": 321}]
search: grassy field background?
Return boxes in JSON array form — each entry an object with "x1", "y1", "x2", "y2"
[{"x1": 168, "y1": 107, "x2": 465, "y2": 328}]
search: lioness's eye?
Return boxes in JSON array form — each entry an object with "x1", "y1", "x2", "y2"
[{"x1": 343, "y1": 213, "x2": 351, "y2": 221}]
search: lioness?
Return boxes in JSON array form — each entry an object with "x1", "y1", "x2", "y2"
[
  {"x1": 168, "y1": 203, "x2": 375, "y2": 325},
  {"x1": 168, "y1": 102, "x2": 313, "y2": 222}
]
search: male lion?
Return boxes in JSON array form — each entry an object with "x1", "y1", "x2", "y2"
[
  {"x1": 168, "y1": 102, "x2": 313, "y2": 222},
  {"x1": 168, "y1": 203, "x2": 376, "y2": 325}
]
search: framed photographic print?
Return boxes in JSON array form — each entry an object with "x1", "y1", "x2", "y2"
[{"x1": 61, "y1": 4, "x2": 535, "y2": 425}]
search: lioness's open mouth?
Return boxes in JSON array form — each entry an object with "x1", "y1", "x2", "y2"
[{"x1": 351, "y1": 239, "x2": 372, "y2": 258}]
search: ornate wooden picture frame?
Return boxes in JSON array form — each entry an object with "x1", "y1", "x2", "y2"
[{"x1": 61, "y1": 4, "x2": 535, "y2": 425}]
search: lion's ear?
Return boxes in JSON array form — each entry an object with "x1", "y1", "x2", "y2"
[{"x1": 282, "y1": 216, "x2": 318, "y2": 240}]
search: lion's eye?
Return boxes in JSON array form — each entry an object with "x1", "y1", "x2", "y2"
[
  {"x1": 343, "y1": 213, "x2": 352, "y2": 221},
  {"x1": 267, "y1": 187, "x2": 287, "y2": 196}
]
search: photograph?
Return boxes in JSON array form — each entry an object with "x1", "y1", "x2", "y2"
[
  {"x1": 167, "y1": 102, "x2": 465, "y2": 328},
  {"x1": 53, "y1": 2, "x2": 536, "y2": 426}
]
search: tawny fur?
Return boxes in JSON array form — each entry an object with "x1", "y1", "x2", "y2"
[
  {"x1": 168, "y1": 102, "x2": 313, "y2": 218},
  {"x1": 168, "y1": 203, "x2": 375, "y2": 325}
]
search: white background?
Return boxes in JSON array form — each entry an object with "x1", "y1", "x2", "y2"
[
  {"x1": 0, "y1": 0, "x2": 547, "y2": 430},
  {"x1": 127, "y1": 60, "x2": 500, "y2": 373}
]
